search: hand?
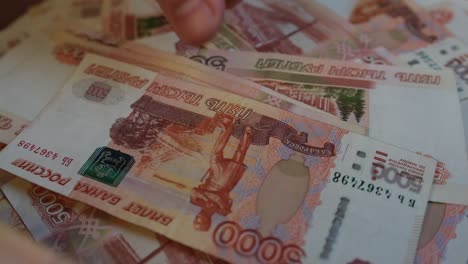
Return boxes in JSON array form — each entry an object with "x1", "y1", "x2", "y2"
[{"x1": 157, "y1": 0, "x2": 241, "y2": 45}]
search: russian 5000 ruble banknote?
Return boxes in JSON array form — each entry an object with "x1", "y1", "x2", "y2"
[
  {"x1": 314, "y1": 0, "x2": 452, "y2": 54},
  {"x1": 0, "y1": 27, "x2": 359, "y2": 147},
  {"x1": 0, "y1": 54, "x2": 438, "y2": 263},
  {"x1": 416, "y1": 203, "x2": 468, "y2": 263},
  {"x1": 102, "y1": 0, "x2": 360, "y2": 54},
  {"x1": 0, "y1": 29, "x2": 224, "y2": 264},
  {"x1": 101, "y1": 0, "x2": 169, "y2": 41},
  {"x1": 1, "y1": 178, "x2": 224, "y2": 264},
  {"x1": 173, "y1": 47, "x2": 468, "y2": 206},
  {"x1": 307, "y1": 0, "x2": 453, "y2": 63}
]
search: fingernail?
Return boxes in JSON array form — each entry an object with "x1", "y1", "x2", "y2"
[{"x1": 175, "y1": 0, "x2": 211, "y2": 17}]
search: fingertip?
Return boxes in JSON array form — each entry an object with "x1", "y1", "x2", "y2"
[
  {"x1": 226, "y1": 0, "x2": 241, "y2": 9},
  {"x1": 158, "y1": 0, "x2": 226, "y2": 45}
]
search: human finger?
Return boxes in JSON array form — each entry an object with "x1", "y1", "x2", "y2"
[{"x1": 157, "y1": 0, "x2": 226, "y2": 45}]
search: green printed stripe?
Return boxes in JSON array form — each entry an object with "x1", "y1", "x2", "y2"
[{"x1": 227, "y1": 68, "x2": 375, "y2": 89}]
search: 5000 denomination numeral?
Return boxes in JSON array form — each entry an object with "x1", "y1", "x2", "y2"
[
  {"x1": 371, "y1": 164, "x2": 422, "y2": 193},
  {"x1": 30, "y1": 185, "x2": 74, "y2": 226},
  {"x1": 213, "y1": 221, "x2": 304, "y2": 263}
]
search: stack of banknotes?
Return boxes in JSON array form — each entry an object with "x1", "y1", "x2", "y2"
[{"x1": 1, "y1": 0, "x2": 468, "y2": 263}]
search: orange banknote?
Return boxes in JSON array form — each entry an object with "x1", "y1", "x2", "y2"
[
  {"x1": 102, "y1": 0, "x2": 360, "y2": 54},
  {"x1": 0, "y1": 189, "x2": 29, "y2": 236},
  {"x1": 101, "y1": 0, "x2": 170, "y2": 41},
  {"x1": 416, "y1": 203, "x2": 468, "y2": 264},
  {"x1": 0, "y1": 29, "x2": 223, "y2": 264},
  {"x1": 2, "y1": 178, "x2": 224, "y2": 264},
  {"x1": 0, "y1": 54, "x2": 438, "y2": 263},
  {"x1": 312, "y1": 0, "x2": 452, "y2": 56},
  {"x1": 177, "y1": 48, "x2": 468, "y2": 206},
  {"x1": 424, "y1": 1, "x2": 468, "y2": 45}
]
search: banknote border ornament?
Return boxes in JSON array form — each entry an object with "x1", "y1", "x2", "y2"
[
  {"x1": 78, "y1": 146, "x2": 135, "y2": 187},
  {"x1": 189, "y1": 55, "x2": 228, "y2": 71}
]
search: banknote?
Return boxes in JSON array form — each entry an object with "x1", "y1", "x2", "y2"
[
  {"x1": 416, "y1": 203, "x2": 468, "y2": 263},
  {"x1": 398, "y1": 38, "x2": 468, "y2": 204},
  {"x1": 0, "y1": 0, "x2": 102, "y2": 57},
  {"x1": 2, "y1": 177, "x2": 223, "y2": 263},
  {"x1": 309, "y1": 35, "x2": 406, "y2": 63},
  {"x1": 421, "y1": 1, "x2": 468, "y2": 45},
  {"x1": 0, "y1": 189, "x2": 29, "y2": 235},
  {"x1": 130, "y1": 30, "x2": 402, "y2": 67},
  {"x1": 67, "y1": 0, "x2": 103, "y2": 19},
  {"x1": 0, "y1": 30, "x2": 222, "y2": 264},
  {"x1": 182, "y1": 50, "x2": 370, "y2": 127},
  {"x1": 414, "y1": 0, "x2": 468, "y2": 9},
  {"x1": 0, "y1": 110, "x2": 29, "y2": 149},
  {"x1": 0, "y1": 26, "x2": 362, "y2": 150},
  {"x1": 101, "y1": 0, "x2": 170, "y2": 41},
  {"x1": 132, "y1": 31, "x2": 182, "y2": 53},
  {"x1": 203, "y1": 24, "x2": 257, "y2": 52},
  {"x1": 0, "y1": 0, "x2": 54, "y2": 56},
  {"x1": 0, "y1": 54, "x2": 438, "y2": 263},
  {"x1": 0, "y1": 32, "x2": 79, "y2": 146},
  {"x1": 177, "y1": 47, "x2": 401, "y2": 127},
  {"x1": 64, "y1": 36, "x2": 468, "y2": 205},
  {"x1": 208, "y1": 0, "x2": 359, "y2": 54},
  {"x1": 176, "y1": 48, "x2": 468, "y2": 206},
  {"x1": 398, "y1": 38, "x2": 468, "y2": 110},
  {"x1": 54, "y1": 28, "x2": 363, "y2": 133},
  {"x1": 313, "y1": 0, "x2": 452, "y2": 55},
  {"x1": 131, "y1": 29, "x2": 250, "y2": 54},
  {"x1": 103, "y1": 0, "x2": 359, "y2": 54},
  {"x1": 215, "y1": 0, "x2": 430, "y2": 59}
]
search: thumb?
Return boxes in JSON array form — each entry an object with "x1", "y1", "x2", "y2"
[{"x1": 157, "y1": 0, "x2": 226, "y2": 45}]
